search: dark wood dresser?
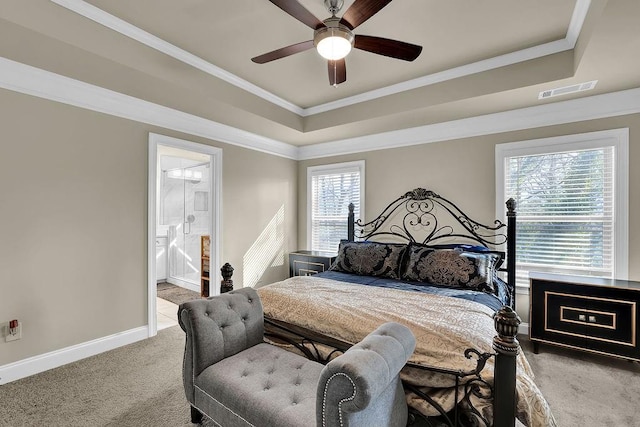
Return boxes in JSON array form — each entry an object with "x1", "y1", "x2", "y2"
[
  {"x1": 289, "y1": 250, "x2": 337, "y2": 277},
  {"x1": 530, "y1": 272, "x2": 640, "y2": 361}
]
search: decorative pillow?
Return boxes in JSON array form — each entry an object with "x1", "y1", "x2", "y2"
[
  {"x1": 420, "y1": 243, "x2": 505, "y2": 269},
  {"x1": 401, "y1": 244, "x2": 500, "y2": 294},
  {"x1": 330, "y1": 241, "x2": 407, "y2": 279}
]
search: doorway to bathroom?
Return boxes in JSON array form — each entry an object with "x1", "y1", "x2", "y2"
[
  {"x1": 160, "y1": 154, "x2": 210, "y2": 291},
  {"x1": 148, "y1": 133, "x2": 222, "y2": 336}
]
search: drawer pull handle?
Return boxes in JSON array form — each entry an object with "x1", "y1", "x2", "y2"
[
  {"x1": 588, "y1": 315, "x2": 597, "y2": 323},
  {"x1": 578, "y1": 314, "x2": 586, "y2": 321}
]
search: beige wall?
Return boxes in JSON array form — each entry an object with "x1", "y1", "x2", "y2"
[
  {"x1": 298, "y1": 114, "x2": 640, "y2": 321},
  {"x1": 1, "y1": 79, "x2": 638, "y2": 366},
  {"x1": 0, "y1": 88, "x2": 297, "y2": 366}
]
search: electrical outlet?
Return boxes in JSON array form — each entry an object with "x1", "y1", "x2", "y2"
[{"x1": 4, "y1": 321, "x2": 22, "y2": 342}]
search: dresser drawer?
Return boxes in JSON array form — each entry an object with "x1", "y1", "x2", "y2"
[{"x1": 543, "y1": 291, "x2": 636, "y2": 351}]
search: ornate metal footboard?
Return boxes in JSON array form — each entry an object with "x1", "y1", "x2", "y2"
[
  {"x1": 220, "y1": 188, "x2": 522, "y2": 425},
  {"x1": 259, "y1": 306, "x2": 521, "y2": 427},
  {"x1": 343, "y1": 188, "x2": 520, "y2": 425}
]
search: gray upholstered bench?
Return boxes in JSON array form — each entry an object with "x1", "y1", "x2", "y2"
[{"x1": 178, "y1": 288, "x2": 416, "y2": 427}]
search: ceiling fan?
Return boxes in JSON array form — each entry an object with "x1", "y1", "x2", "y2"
[{"x1": 251, "y1": 0, "x2": 423, "y2": 86}]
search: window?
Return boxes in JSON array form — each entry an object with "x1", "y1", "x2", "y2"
[
  {"x1": 496, "y1": 129, "x2": 628, "y2": 288},
  {"x1": 307, "y1": 161, "x2": 365, "y2": 253}
]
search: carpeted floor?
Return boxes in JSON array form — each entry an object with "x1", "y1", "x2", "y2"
[
  {"x1": 519, "y1": 338, "x2": 640, "y2": 426},
  {"x1": 0, "y1": 327, "x2": 194, "y2": 427},
  {"x1": 157, "y1": 282, "x2": 201, "y2": 306},
  {"x1": 0, "y1": 328, "x2": 639, "y2": 426}
]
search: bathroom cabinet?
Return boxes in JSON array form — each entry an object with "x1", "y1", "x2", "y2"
[{"x1": 201, "y1": 235, "x2": 210, "y2": 297}]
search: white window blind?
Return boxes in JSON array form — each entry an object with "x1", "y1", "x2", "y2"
[
  {"x1": 308, "y1": 161, "x2": 364, "y2": 253},
  {"x1": 497, "y1": 129, "x2": 629, "y2": 288},
  {"x1": 507, "y1": 147, "x2": 614, "y2": 285}
]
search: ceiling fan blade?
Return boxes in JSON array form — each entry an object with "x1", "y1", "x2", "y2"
[
  {"x1": 251, "y1": 40, "x2": 315, "y2": 64},
  {"x1": 268, "y1": 0, "x2": 326, "y2": 29},
  {"x1": 328, "y1": 59, "x2": 347, "y2": 86},
  {"x1": 339, "y1": 0, "x2": 392, "y2": 30},
  {"x1": 354, "y1": 35, "x2": 422, "y2": 61}
]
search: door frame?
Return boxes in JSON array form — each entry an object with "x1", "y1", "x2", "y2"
[{"x1": 147, "y1": 133, "x2": 222, "y2": 337}]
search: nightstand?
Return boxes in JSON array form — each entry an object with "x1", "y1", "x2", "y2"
[
  {"x1": 289, "y1": 250, "x2": 337, "y2": 277},
  {"x1": 530, "y1": 272, "x2": 640, "y2": 361}
]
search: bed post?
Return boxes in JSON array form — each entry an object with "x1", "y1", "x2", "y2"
[
  {"x1": 492, "y1": 306, "x2": 521, "y2": 427},
  {"x1": 347, "y1": 202, "x2": 355, "y2": 241},
  {"x1": 506, "y1": 198, "x2": 516, "y2": 309}
]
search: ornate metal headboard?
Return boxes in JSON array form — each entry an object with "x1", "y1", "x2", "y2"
[{"x1": 347, "y1": 188, "x2": 517, "y2": 306}]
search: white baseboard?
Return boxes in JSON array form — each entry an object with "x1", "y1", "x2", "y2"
[
  {"x1": 0, "y1": 326, "x2": 149, "y2": 385},
  {"x1": 167, "y1": 278, "x2": 200, "y2": 294},
  {"x1": 0, "y1": 319, "x2": 531, "y2": 385}
]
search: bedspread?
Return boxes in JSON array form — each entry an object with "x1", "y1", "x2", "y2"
[{"x1": 256, "y1": 276, "x2": 556, "y2": 427}]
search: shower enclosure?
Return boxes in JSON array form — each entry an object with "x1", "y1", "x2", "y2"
[{"x1": 159, "y1": 156, "x2": 211, "y2": 291}]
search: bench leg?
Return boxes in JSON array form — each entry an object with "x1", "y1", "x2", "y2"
[{"x1": 190, "y1": 406, "x2": 203, "y2": 424}]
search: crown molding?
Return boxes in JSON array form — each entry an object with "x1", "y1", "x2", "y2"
[
  {"x1": 307, "y1": 0, "x2": 591, "y2": 115},
  {"x1": 297, "y1": 87, "x2": 640, "y2": 160},
  {"x1": 50, "y1": 0, "x2": 590, "y2": 117},
  {"x1": 305, "y1": 38, "x2": 574, "y2": 116},
  {"x1": 49, "y1": 0, "x2": 305, "y2": 116},
  {"x1": 567, "y1": 0, "x2": 592, "y2": 46},
  {"x1": 0, "y1": 56, "x2": 299, "y2": 160},
  {"x1": 2, "y1": 55, "x2": 638, "y2": 162}
]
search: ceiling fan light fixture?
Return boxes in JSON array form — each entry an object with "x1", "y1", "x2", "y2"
[
  {"x1": 253, "y1": 0, "x2": 423, "y2": 85},
  {"x1": 315, "y1": 26, "x2": 354, "y2": 60}
]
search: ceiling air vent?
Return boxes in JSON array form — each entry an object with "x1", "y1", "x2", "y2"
[{"x1": 538, "y1": 80, "x2": 598, "y2": 100}]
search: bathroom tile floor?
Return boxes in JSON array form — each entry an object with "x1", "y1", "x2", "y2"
[{"x1": 157, "y1": 297, "x2": 179, "y2": 330}]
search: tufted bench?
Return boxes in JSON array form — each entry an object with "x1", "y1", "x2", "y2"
[{"x1": 178, "y1": 288, "x2": 416, "y2": 427}]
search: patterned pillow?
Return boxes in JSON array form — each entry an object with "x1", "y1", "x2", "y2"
[
  {"x1": 330, "y1": 241, "x2": 407, "y2": 279},
  {"x1": 422, "y1": 243, "x2": 505, "y2": 269},
  {"x1": 401, "y1": 244, "x2": 500, "y2": 294}
]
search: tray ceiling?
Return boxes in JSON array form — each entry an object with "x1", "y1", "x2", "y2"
[
  {"x1": 78, "y1": 0, "x2": 577, "y2": 109},
  {"x1": 1, "y1": 0, "x2": 639, "y2": 148}
]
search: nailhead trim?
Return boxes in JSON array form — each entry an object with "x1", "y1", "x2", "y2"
[{"x1": 322, "y1": 372, "x2": 356, "y2": 427}]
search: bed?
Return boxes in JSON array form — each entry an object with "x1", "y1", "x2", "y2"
[{"x1": 247, "y1": 188, "x2": 554, "y2": 426}]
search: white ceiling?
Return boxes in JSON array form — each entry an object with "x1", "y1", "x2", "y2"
[{"x1": 1, "y1": 0, "x2": 639, "y2": 147}]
